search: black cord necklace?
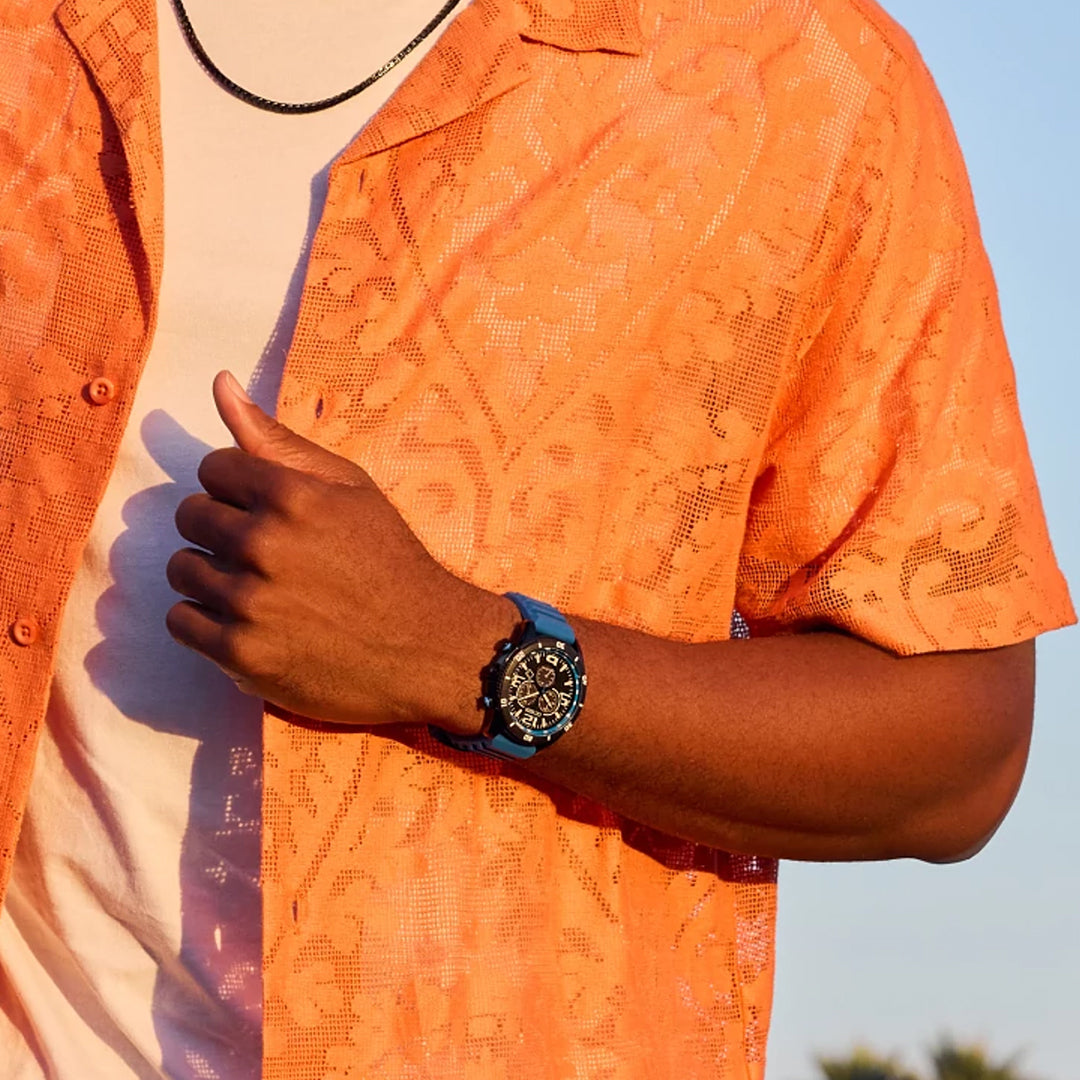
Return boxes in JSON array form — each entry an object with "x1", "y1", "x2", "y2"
[{"x1": 169, "y1": 0, "x2": 462, "y2": 115}]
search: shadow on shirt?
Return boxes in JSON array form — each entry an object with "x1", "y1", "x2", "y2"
[
  {"x1": 85, "y1": 411, "x2": 264, "y2": 1080},
  {"x1": 79, "y1": 156, "x2": 330, "y2": 1080}
]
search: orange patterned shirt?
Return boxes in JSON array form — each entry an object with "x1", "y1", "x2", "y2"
[{"x1": 0, "y1": 0, "x2": 1073, "y2": 1077}]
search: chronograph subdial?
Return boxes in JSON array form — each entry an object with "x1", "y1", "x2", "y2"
[
  {"x1": 536, "y1": 688, "x2": 561, "y2": 714},
  {"x1": 514, "y1": 681, "x2": 540, "y2": 708},
  {"x1": 534, "y1": 664, "x2": 557, "y2": 689}
]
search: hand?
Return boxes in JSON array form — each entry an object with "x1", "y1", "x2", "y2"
[{"x1": 165, "y1": 371, "x2": 509, "y2": 733}]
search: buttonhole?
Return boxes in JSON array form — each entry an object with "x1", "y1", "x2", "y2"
[
  {"x1": 291, "y1": 898, "x2": 299, "y2": 922},
  {"x1": 315, "y1": 397, "x2": 324, "y2": 419}
]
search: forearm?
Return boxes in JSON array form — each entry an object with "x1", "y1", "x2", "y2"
[
  {"x1": 438, "y1": 590, "x2": 1035, "y2": 863},
  {"x1": 172, "y1": 382, "x2": 1038, "y2": 866}
]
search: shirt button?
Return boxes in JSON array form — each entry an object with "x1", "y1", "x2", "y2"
[
  {"x1": 11, "y1": 615, "x2": 39, "y2": 646},
  {"x1": 88, "y1": 377, "x2": 116, "y2": 405}
]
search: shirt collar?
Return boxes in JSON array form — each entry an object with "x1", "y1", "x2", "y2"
[
  {"x1": 49, "y1": 0, "x2": 644, "y2": 254},
  {"x1": 341, "y1": 0, "x2": 642, "y2": 161}
]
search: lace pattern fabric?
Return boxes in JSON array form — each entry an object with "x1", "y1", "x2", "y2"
[{"x1": 0, "y1": 0, "x2": 1073, "y2": 1077}]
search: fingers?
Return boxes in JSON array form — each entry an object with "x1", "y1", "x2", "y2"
[
  {"x1": 175, "y1": 492, "x2": 254, "y2": 561},
  {"x1": 165, "y1": 598, "x2": 229, "y2": 656},
  {"x1": 166, "y1": 546, "x2": 260, "y2": 619},
  {"x1": 197, "y1": 447, "x2": 301, "y2": 512},
  {"x1": 164, "y1": 598, "x2": 258, "y2": 691},
  {"x1": 165, "y1": 545, "x2": 271, "y2": 695}
]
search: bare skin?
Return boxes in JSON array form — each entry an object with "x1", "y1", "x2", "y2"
[{"x1": 165, "y1": 371, "x2": 1035, "y2": 865}]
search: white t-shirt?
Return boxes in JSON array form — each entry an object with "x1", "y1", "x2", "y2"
[{"x1": 0, "y1": 2, "x2": 465, "y2": 1077}]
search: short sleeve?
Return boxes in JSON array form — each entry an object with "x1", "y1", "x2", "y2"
[{"x1": 735, "y1": 52, "x2": 1075, "y2": 655}]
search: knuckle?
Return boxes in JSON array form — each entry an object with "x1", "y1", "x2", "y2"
[
  {"x1": 233, "y1": 519, "x2": 275, "y2": 569},
  {"x1": 217, "y1": 624, "x2": 248, "y2": 671},
  {"x1": 263, "y1": 419, "x2": 290, "y2": 444},
  {"x1": 260, "y1": 419, "x2": 297, "y2": 457},
  {"x1": 225, "y1": 576, "x2": 262, "y2": 621},
  {"x1": 270, "y1": 470, "x2": 315, "y2": 518},
  {"x1": 220, "y1": 624, "x2": 267, "y2": 677}
]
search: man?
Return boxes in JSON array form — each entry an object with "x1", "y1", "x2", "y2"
[{"x1": 0, "y1": 0, "x2": 1073, "y2": 1077}]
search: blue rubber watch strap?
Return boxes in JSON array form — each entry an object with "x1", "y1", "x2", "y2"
[
  {"x1": 433, "y1": 730, "x2": 538, "y2": 761},
  {"x1": 504, "y1": 592, "x2": 576, "y2": 644}
]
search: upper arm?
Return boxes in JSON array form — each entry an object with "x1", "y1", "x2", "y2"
[{"x1": 735, "y1": 54, "x2": 1073, "y2": 658}]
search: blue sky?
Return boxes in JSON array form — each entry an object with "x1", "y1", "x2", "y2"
[{"x1": 766, "y1": 3, "x2": 1079, "y2": 1078}]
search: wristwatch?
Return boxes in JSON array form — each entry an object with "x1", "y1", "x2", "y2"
[{"x1": 431, "y1": 592, "x2": 587, "y2": 761}]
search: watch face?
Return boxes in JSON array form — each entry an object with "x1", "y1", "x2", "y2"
[{"x1": 497, "y1": 637, "x2": 585, "y2": 745}]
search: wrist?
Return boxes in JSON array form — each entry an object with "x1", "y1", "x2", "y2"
[{"x1": 421, "y1": 581, "x2": 519, "y2": 738}]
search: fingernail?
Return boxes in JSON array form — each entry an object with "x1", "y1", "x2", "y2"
[{"x1": 224, "y1": 371, "x2": 253, "y2": 404}]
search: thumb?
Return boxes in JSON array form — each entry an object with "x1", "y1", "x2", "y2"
[{"x1": 213, "y1": 371, "x2": 362, "y2": 485}]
